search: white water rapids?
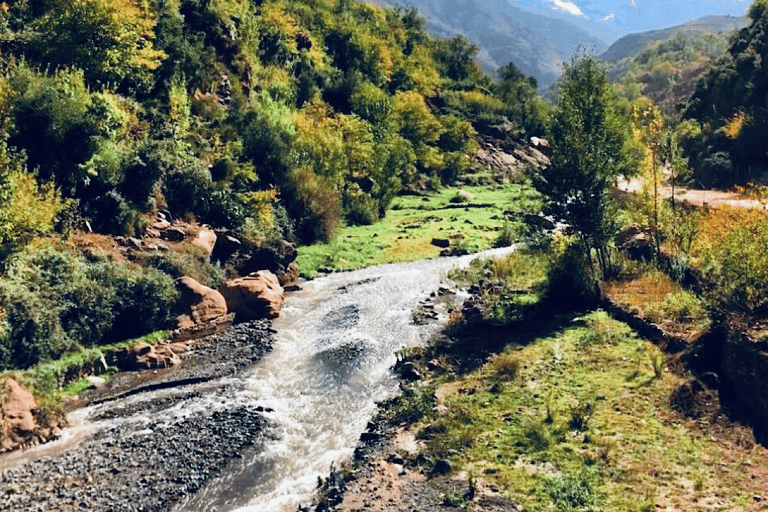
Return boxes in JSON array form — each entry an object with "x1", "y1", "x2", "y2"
[{"x1": 4, "y1": 248, "x2": 512, "y2": 512}]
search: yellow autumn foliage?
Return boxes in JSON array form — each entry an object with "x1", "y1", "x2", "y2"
[
  {"x1": 723, "y1": 111, "x2": 749, "y2": 139},
  {"x1": 693, "y1": 205, "x2": 768, "y2": 255}
]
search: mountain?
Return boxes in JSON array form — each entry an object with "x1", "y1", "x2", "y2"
[
  {"x1": 600, "y1": 15, "x2": 747, "y2": 63},
  {"x1": 514, "y1": 0, "x2": 749, "y2": 40},
  {"x1": 371, "y1": 0, "x2": 608, "y2": 87}
]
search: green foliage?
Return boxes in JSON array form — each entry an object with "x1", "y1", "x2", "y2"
[
  {"x1": 30, "y1": 0, "x2": 165, "y2": 90},
  {"x1": 533, "y1": 55, "x2": 629, "y2": 277},
  {"x1": 545, "y1": 237, "x2": 601, "y2": 308},
  {"x1": 0, "y1": 141, "x2": 66, "y2": 260},
  {"x1": 644, "y1": 290, "x2": 707, "y2": 325},
  {"x1": 545, "y1": 471, "x2": 596, "y2": 511},
  {"x1": 0, "y1": 245, "x2": 176, "y2": 370},
  {"x1": 683, "y1": 6, "x2": 768, "y2": 186}
]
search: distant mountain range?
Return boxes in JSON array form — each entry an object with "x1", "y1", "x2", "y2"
[
  {"x1": 372, "y1": 0, "x2": 608, "y2": 87},
  {"x1": 600, "y1": 15, "x2": 748, "y2": 63},
  {"x1": 371, "y1": 0, "x2": 747, "y2": 88}
]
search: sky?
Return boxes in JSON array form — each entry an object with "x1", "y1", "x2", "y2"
[{"x1": 516, "y1": 0, "x2": 751, "y2": 37}]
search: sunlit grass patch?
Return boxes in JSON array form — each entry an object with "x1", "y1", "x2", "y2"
[
  {"x1": 604, "y1": 269, "x2": 710, "y2": 337},
  {"x1": 410, "y1": 310, "x2": 763, "y2": 511},
  {"x1": 296, "y1": 184, "x2": 542, "y2": 277}
]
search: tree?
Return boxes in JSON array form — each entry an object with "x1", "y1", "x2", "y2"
[
  {"x1": 532, "y1": 55, "x2": 628, "y2": 278},
  {"x1": 31, "y1": 0, "x2": 165, "y2": 90},
  {"x1": 631, "y1": 100, "x2": 664, "y2": 257}
]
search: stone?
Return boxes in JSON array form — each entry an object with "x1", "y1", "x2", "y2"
[
  {"x1": 220, "y1": 270, "x2": 284, "y2": 321},
  {"x1": 191, "y1": 227, "x2": 217, "y2": 255},
  {"x1": 276, "y1": 261, "x2": 299, "y2": 286},
  {"x1": 163, "y1": 227, "x2": 186, "y2": 242},
  {"x1": 93, "y1": 354, "x2": 110, "y2": 375},
  {"x1": 212, "y1": 234, "x2": 242, "y2": 263},
  {"x1": 617, "y1": 224, "x2": 652, "y2": 260},
  {"x1": 174, "y1": 276, "x2": 228, "y2": 330},
  {"x1": 112, "y1": 343, "x2": 181, "y2": 371},
  {"x1": 2, "y1": 379, "x2": 37, "y2": 450},
  {"x1": 399, "y1": 362, "x2": 422, "y2": 381},
  {"x1": 431, "y1": 459, "x2": 452, "y2": 475},
  {"x1": 85, "y1": 376, "x2": 107, "y2": 389},
  {"x1": 431, "y1": 238, "x2": 450, "y2": 248},
  {"x1": 523, "y1": 213, "x2": 556, "y2": 231}
]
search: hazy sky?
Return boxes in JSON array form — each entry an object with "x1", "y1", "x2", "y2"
[{"x1": 517, "y1": 0, "x2": 751, "y2": 34}]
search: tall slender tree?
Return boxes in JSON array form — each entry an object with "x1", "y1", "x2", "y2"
[{"x1": 533, "y1": 54, "x2": 628, "y2": 278}]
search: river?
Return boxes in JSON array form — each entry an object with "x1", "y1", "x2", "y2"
[{"x1": 0, "y1": 248, "x2": 511, "y2": 512}]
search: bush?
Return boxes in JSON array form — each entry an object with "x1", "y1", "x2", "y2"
[
  {"x1": 645, "y1": 290, "x2": 707, "y2": 325},
  {"x1": 144, "y1": 244, "x2": 224, "y2": 289},
  {"x1": 545, "y1": 238, "x2": 601, "y2": 309},
  {"x1": 0, "y1": 245, "x2": 176, "y2": 370},
  {"x1": 545, "y1": 471, "x2": 596, "y2": 511}
]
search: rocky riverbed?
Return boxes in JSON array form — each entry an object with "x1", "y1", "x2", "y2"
[{"x1": 0, "y1": 320, "x2": 277, "y2": 512}]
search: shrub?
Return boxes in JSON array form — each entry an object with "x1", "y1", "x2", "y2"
[
  {"x1": 645, "y1": 290, "x2": 707, "y2": 325},
  {"x1": 545, "y1": 471, "x2": 596, "y2": 511},
  {"x1": 144, "y1": 244, "x2": 224, "y2": 289},
  {"x1": 0, "y1": 245, "x2": 176, "y2": 370},
  {"x1": 545, "y1": 238, "x2": 601, "y2": 309}
]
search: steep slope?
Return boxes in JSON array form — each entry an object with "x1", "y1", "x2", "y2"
[
  {"x1": 601, "y1": 15, "x2": 747, "y2": 63},
  {"x1": 610, "y1": 31, "x2": 733, "y2": 117},
  {"x1": 372, "y1": 0, "x2": 608, "y2": 87},
  {"x1": 682, "y1": 3, "x2": 768, "y2": 187}
]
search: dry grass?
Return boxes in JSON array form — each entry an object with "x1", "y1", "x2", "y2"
[{"x1": 605, "y1": 270, "x2": 681, "y2": 314}]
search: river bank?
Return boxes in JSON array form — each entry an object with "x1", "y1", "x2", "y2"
[
  {"x1": 0, "y1": 320, "x2": 276, "y2": 512},
  {"x1": 311, "y1": 252, "x2": 768, "y2": 512}
]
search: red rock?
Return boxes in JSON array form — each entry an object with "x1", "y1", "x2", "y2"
[
  {"x1": 174, "y1": 276, "x2": 228, "y2": 330},
  {"x1": 220, "y1": 270, "x2": 284, "y2": 321},
  {"x1": 191, "y1": 227, "x2": 217, "y2": 255},
  {"x1": 2, "y1": 379, "x2": 37, "y2": 450}
]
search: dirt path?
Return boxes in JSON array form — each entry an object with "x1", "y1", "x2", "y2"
[{"x1": 616, "y1": 177, "x2": 767, "y2": 210}]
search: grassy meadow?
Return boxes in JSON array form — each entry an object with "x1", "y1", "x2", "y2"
[{"x1": 296, "y1": 183, "x2": 543, "y2": 277}]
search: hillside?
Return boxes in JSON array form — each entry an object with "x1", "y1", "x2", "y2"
[
  {"x1": 683, "y1": 2, "x2": 768, "y2": 187},
  {"x1": 601, "y1": 15, "x2": 747, "y2": 63},
  {"x1": 610, "y1": 31, "x2": 733, "y2": 117},
  {"x1": 372, "y1": 0, "x2": 608, "y2": 87},
  {"x1": 0, "y1": 0, "x2": 551, "y2": 374}
]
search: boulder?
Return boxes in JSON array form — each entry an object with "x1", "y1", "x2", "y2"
[
  {"x1": 275, "y1": 261, "x2": 299, "y2": 286},
  {"x1": 523, "y1": 213, "x2": 556, "y2": 231},
  {"x1": 236, "y1": 239, "x2": 298, "y2": 278},
  {"x1": 617, "y1": 223, "x2": 652, "y2": 260},
  {"x1": 211, "y1": 233, "x2": 243, "y2": 263},
  {"x1": 431, "y1": 238, "x2": 450, "y2": 248},
  {"x1": 2, "y1": 379, "x2": 37, "y2": 450},
  {"x1": 192, "y1": 226, "x2": 217, "y2": 255},
  {"x1": 111, "y1": 343, "x2": 181, "y2": 371},
  {"x1": 220, "y1": 270, "x2": 284, "y2": 320},
  {"x1": 163, "y1": 226, "x2": 186, "y2": 242},
  {"x1": 174, "y1": 276, "x2": 228, "y2": 330}
]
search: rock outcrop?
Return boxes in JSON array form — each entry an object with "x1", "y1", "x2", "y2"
[
  {"x1": 191, "y1": 226, "x2": 217, "y2": 255},
  {"x1": 174, "y1": 276, "x2": 228, "y2": 330},
  {"x1": 1, "y1": 379, "x2": 62, "y2": 452},
  {"x1": 617, "y1": 223, "x2": 652, "y2": 260},
  {"x1": 2, "y1": 379, "x2": 37, "y2": 451},
  {"x1": 213, "y1": 235, "x2": 299, "y2": 286},
  {"x1": 109, "y1": 342, "x2": 189, "y2": 371},
  {"x1": 220, "y1": 270, "x2": 284, "y2": 321}
]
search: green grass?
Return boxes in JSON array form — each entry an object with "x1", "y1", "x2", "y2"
[
  {"x1": 5, "y1": 330, "x2": 168, "y2": 402},
  {"x1": 410, "y1": 310, "x2": 762, "y2": 511},
  {"x1": 296, "y1": 184, "x2": 543, "y2": 277}
]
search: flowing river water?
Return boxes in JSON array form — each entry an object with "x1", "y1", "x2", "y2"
[{"x1": 1, "y1": 248, "x2": 512, "y2": 512}]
